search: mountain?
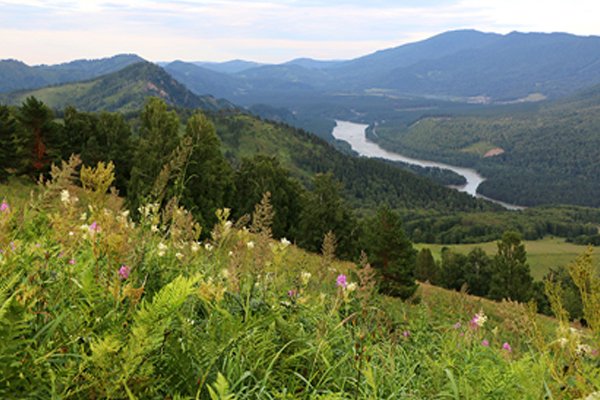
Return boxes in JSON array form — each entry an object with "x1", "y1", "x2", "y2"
[
  {"x1": 0, "y1": 54, "x2": 144, "y2": 93},
  {"x1": 163, "y1": 61, "x2": 242, "y2": 98},
  {"x1": 194, "y1": 59, "x2": 264, "y2": 74},
  {"x1": 0, "y1": 62, "x2": 235, "y2": 113}
]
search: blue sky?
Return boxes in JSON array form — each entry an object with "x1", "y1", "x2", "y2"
[{"x1": 2, "y1": 0, "x2": 599, "y2": 65}]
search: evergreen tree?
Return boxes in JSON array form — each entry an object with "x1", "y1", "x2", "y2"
[
  {"x1": 488, "y1": 231, "x2": 533, "y2": 302},
  {"x1": 414, "y1": 248, "x2": 439, "y2": 284},
  {"x1": 0, "y1": 105, "x2": 18, "y2": 181},
  {"x1": 439, "y1": 248, "x2": 468, "y2": 291},
  {"x1": 297, "y1": 173, "x2": 358, "y2": 259},
  {"x1": 17, "y1": 97, "x2": 63, "y2": 175},
  {"x1": 180, "y1": 112, "x2": 233, "y2": 230},
  {"x1": 128, "y1": 98, "x2": 180, "y2": 212},
  {"x1": 363, "y1": 206, "x2": 417, "y2": 299},
  {"x1": 232, "y1": 155, "x2": 304, "y2": 240},
  {"x1": 464, "y1": 248, "x2": 493, "y2": 296}
]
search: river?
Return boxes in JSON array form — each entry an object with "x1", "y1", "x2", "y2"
[{"x1": 331, "y1": 120, "x2": 524, "y2": 210}]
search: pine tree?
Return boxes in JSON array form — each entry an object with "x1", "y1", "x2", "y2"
[
  {"x1": 297, "y1": 173, "x2": 358, "y2": 260},
  {"x1": 488, "y1": 231, "x2": 533, "y2": 302},
  {"x1": 0, "y1": 106, "x2": 18, "y2": 181},
  {"x1": 128, "y1": 98, "x2": 180, "y2": 212},
  {"x1": 180, "y1": 112, "x2": 233, "y2": 230},
  {"x1": 17, "y1": 97, "x2": 62, "y2": 175},
  {"x1": 414, "y1": 248, "x2": 439, "y2": 284},
  {"x1": 363, "y1": 206, "x2": 417, "y2": 299}
]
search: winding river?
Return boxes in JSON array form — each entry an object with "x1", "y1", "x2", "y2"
[{"x1": 331, "y1": 120, "x2": 524, "y2": 210}]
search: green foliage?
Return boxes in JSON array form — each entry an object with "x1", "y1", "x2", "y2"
[
  {"x1": 0, "y1": 105, "x2": 18, "y2": 181},
  {"x1": 297, "y1": 173, "x2": 358, "y2": 259},
  {"x1": 488, "y1": 231, "x2": 533, "y2": 302},
  {"x1": 362, "y1": 206, "x2": 418, "y2": 299},
  {"x1": 180, "y1": 112, "x2": 234, "y2": 229},
  {"x1": 415, "y1": 248, "x2": 440, "y2": 283},
  {"x1": 128, "y1": 97, "x2": 181, "y2": 212}
]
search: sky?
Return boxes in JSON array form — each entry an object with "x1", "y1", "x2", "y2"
[{"x1": 2, "y1": 0, "x2": 600, "y2": 65}]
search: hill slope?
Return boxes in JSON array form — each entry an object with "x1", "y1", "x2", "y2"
[
  {"x1": 0, "y1": 62, "x2": 235, "y2": 113},
  {"x1": 0, "y1": 54, "x2": 144, "y2": 93}
]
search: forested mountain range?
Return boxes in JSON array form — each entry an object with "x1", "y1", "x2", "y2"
[
  {"x1": 0, "y1": 54, "x2": 143, "y2": 93},
  {"x1": 0, "y1": 62, "x2": 235, "y2": 113},
  {"x1": 371, "y1": 85, "x2": 600, "y2": 207}
]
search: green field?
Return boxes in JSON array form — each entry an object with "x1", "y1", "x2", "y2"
[{"x1": 416, "y1": 237, "x2": 597, "y2": 280}]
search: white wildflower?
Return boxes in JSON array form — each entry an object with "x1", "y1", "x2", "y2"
[
  {"x1": 190, "y1": 242, "x2": 200, "y2": 253},
  {"x1": 60, "y1": 189, "x2": 70, "y2": 204},
  {"x1": 175, "y1": 252, "x2": 184, "y2": 260},
  {"x1": 346, "y1": 282, "x2": 358, "y2": 292},
  {"x1": 157, "y1": 242, "x2": 168, "y2": 257},
  {"x1": 280, "y1": 238, "x2": 291, "y2": 247},
  {"x1": 300, "y1": 271, "x2": 312, "y2": 286},
  {"x1": 246, "y1": 241, "x2": 255, "y2": 249},
  {"x1": 204, "y1": 243, "x2": 213, "y2": 252}
]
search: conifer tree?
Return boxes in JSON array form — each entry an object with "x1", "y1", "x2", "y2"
[
  {"x1": 488, "y1": 231, "x2": 533, "y2": 302},
  {"x1": 363, "y1": 205, "x2": 417, "y2": 299},
  {"x1": 180, "y1": 112, "x2": 233, "y2": 229},
  {"x1": 128, "y1": 98, "x2": 180, "y2": 212},
  {"x1": 414, "y1": 248, "x2": 439, "y2": 284},
  {"x1": 0, "y1": 105, "x2": 18, "y2": 181}
]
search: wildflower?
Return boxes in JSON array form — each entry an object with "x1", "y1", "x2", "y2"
[
  {"x1": 68, "y1": 231, "x2": 74, "y2": 236},
  {"x1": 69, "y1": 258, "x2": 76, "y2": 265},
  {"x1": 246, "y1": 241, "x2": 255, "y2": 249},
  {"x1": 470, "y1": 311, "x2": 487, "y2": 329},
  {"x1": 300, "y1": 271, "x2": 312, "y2": 285},
  {"x1": 346, "y1": 282, "x2": 358, "y2": 292},
  {"x1": 336, "y1": 274, "x2": 347, "y2": 288},
  {"x1": 502, "y1": 342, "x2": 512, "y2": 352},
  {"x1": 80, "y1": 212, "x2": 87, "y2": 221},
  {"x1": 0, "y1": 200, "x2": 9, "y2": 213},
  {"x1": 175, "y1": 252, "x2": 183, "y2": 260},
  {"x1": 287, "y1": 289, "x2": 297, "y2": 298},
  {"x1": 482, "y1": 339, "x2": 490, "y2": 347},
  {"x1": 60, "y1": 189, "x2": 70, "y2": 204},
  {"x1": 151, "y1": 224, "x2": 159, "y2": 233},
  {"x1": 191, "y1": 242, "x2": 200, "y2": 253},
  {"x1": 403, "y1": 330, "x2": 410, "y2": 338},
  {"x1": 280, "y1": 238, "x2": 291, "y2": 247},
  {"x1": 204, "y1": 243, "x2": 214, "y2": 252},
  {"x1": 577, "y1": 344, "x2": 593, "y2": 356},
  {"x1": 9, "y1": 242, "x2": 15, "y2": 251},
  {"x1": 157, "y1": 242, "x2": 168, "y2": 257},
  {"x1": 89, "y1": 221, "x2": 100, "y2": 233},
  {"x1": 118, "y1": 265, "x2": 130, "y2": 280},
  {"x1": 221, "y1": 269, "x2": 230, "y2": 279},
  {"x1": 453, "y1": 322, "x2": 462, "y2": 329}
]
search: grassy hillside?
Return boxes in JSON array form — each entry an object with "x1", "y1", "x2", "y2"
[
  {"x1": 417, "y1": 237, "x2": 598, "y2": 280},
  {"x1": 1, "y1": 168, "x2": 598, "y2": 399},
  {"x1": 0, "y1": 62, "x2": 234, "y2": 113}
]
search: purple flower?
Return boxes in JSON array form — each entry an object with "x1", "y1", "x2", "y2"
[
  {"x1": 481, "y1": 339, "x2": 489, "y2": 347},
  {"x1": 502, "y1": 342, "x2": 512, "y2": 352},
  {"x1": 0, "y1": 201, "x2": 9, "y2": 213},
  {"x1": 453, "y1": 322, "x2": 462, "y2": 329},
  {"x1": 287, "y1": 289, "x2": 297, "y2": 298},
  {"x1": 119, "y1": 264, "x2": 130, "y2": 280},
  {"x1": 336, "y1": 274, "x2": 347, "y2": 288},
  {"x1": 89, "y1": 221, "x2": 100, "y2": 233},
  {"x1": 9, "y1": 242, "x2": 15, "y2": 251},
  {"x1": 402, "y1": 330, "x2": 410, "y2": 338},
  {"x1": 68, "y1": 258, "x2": 76, "y2": 265}
]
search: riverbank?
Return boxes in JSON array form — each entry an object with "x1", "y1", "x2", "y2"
[{"x1": 331, "y1": 120, "x2": 524, "y2": 210}]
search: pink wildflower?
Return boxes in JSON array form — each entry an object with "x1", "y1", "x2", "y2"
[
  {"x1": 287, "y1": 289, "x2": 297, "y2": 298},
  {"x1": 481, "y1": 339, "x2": 489, "y2": 347},
  {"x1": 0, "y1": 200, "x2": 9, "y2": 213},
  {"x1": 502, "y1": 342, "x2": 512, "y2": 352},
  {"x1": 336, "y1": 274, "x2": 347, "y2": 288},
  {"x1": 453, "y1": 322, "x2": 462, "y2": 329},
  {"x1": 403, "y1": 330, "x2": 410, "y2": 338},
  {"x1": 119, "y1": 265, "x2": 130, "y2": 280},
  {"x1": 89, "y1": 221, "x2": 100, "y2": 233},
  {"x1": 68, "y1": 258, "x2": 76, "y2": 265}
]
